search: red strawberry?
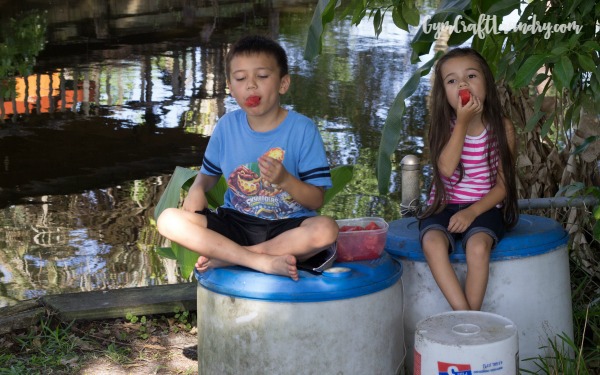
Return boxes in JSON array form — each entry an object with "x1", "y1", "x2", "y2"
[
  {"x1": 340, "y1": 225, "x2": 364, "y2": 232},
  {"x1": 364, "y1": 221, "x2": 380, "y2": 230},
  {"x1": 459, "y1": 89, "x2": 471, "y2": 106},
  {"x1": 245, "y1": 96, "x2": 261, "y2": 107}
]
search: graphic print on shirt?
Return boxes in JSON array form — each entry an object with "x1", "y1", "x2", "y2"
[{"x1": 227, "y1": 147, "x2": 301, "y2": 219}]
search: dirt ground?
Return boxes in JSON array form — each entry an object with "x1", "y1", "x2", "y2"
[{"x1": 1, "y1": 314, "x2": 199, "y2": 375}]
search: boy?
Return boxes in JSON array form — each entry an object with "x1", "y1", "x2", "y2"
[{"x1": 157, "y1": 35, "x2": 338, "y2": 280}]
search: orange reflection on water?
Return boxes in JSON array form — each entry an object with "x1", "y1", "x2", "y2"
[{"x1": 3, "y1": 73, "x2": 96, "y2": 118}]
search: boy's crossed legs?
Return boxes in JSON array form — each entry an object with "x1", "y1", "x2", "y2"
[{"x1": 157, "y1": 207, "x2": 338, "y2": 280}]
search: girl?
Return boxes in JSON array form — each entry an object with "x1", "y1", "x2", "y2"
[{"x1": 418, "y1": 48, "x2": 518, "y2": 311}]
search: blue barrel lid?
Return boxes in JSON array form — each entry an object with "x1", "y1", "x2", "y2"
[
  {"x1": 385, "y1": 214, "x2": 568, "y2": 262},
  {"x1": 195, "y1": 252, "x2": 402, "y2": 302}
]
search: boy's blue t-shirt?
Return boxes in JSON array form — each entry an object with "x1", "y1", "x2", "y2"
[{"x1": 201, "y1": 109, "x2": 332, "y2": 220}]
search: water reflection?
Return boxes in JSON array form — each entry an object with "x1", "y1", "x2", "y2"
[{"x1": 0, "y1": 0, "x2": 433, "y2": 306}]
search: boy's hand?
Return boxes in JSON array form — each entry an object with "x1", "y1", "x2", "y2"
[
  {"x1": 181, "y1": 188, "x2": 208, "y2": 212},
  {"x1": 258, "y1": 155, "x2": 288, "y2": 185},
  {"x1": 448, "y1": 208, "x2": 477, "y2": 233}
]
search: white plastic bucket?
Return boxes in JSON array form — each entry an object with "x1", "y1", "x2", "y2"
[
  {"x1": 386, "y1": 215, "x2": 573, "y2": 373},
  {"x1": 195, "y1": 253, "x2": 404, "y2": 375},
  {"x1": 414, "y1": 311, "x2": 518, "y2": 375}
]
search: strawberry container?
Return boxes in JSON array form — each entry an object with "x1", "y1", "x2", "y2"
[{"x1": 335, "y1": 217, "x2": 389, "y2": 262}]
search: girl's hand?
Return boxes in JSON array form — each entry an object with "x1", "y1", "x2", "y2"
[
  {"x1": 448, "y1": 208, "x2": 477, "y2": 233},
  {"x1": 258, "y1": 155, "x2": 289, "y2": 185},
  {"x1": 455, "y1": 91, "x2": 483, "y2": 124}
]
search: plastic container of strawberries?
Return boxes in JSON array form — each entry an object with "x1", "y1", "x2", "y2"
[{"x1": 335, "y1": 217, "x2": 389, "y2": 262}]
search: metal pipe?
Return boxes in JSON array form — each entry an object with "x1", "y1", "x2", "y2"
[
  {"x1": 518, "y1": 196, "x2": 598, "y2": 209},
  {"x1": 400, "y1": 155, "x2": 421, "y2": 217}
]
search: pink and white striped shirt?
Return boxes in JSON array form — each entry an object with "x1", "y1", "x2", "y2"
[{"x1": 429, "y1": 126, "x2": 498, "y2": 204}]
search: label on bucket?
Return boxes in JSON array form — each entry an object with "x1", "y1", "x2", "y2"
[
  {"x1": 438, "y1": 362, "x2": 472, "y2": 375},
  {"x1": 414, "y1": 354, "x2": 509, "y2": 375},
  {"x1": 414, "y1": 350, "x2": 421, "y2": 374}
]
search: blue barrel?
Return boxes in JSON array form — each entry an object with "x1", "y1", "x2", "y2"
[
  {"x1": 196, "y1": 253, "x2": 404, "y2": 374},
  {"x1": 385, "y1": 214, "x2": 573, "y2": 373}
]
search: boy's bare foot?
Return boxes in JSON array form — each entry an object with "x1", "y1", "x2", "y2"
[
  {"x1": 195, "y1": 256, "x2": 233, "y2": 272},
  {"x1": 267, "y1": 254, "x2": 299, "y2": 281},
  {"x1": 196, "y1": 254, "x2": 299, "y2": 281}
]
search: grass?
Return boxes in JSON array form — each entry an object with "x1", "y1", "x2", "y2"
[
  {"x1": 521, "y1": 256, "x2": 600, "y2": 374},
  {"x1": 0, "y1": 309, "x2": 198, "y2": 375},
  {"x1": 0, "y1": 319, "x2": 79, "y2": 374}
]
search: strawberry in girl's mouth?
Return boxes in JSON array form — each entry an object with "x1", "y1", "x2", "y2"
[
  {"x1": 245, "y1": 96, "x2": 261, "y2": 107},
  {"x1": 459, "y1": 89, "x2": 471, "y2": 106}
]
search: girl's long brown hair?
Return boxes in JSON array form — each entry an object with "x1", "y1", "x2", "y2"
[{"x1": 420, "y1": 48, "x2": 518, "y2": 229}]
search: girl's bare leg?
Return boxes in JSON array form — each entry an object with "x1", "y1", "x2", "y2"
[
  {"x1": 422, "y1": 230, "x2": 470, "y2": 310},
  {"x1": 157, "y1": 208, "x2": 299, "y2": 280},
  {"x1": 464, "y1": 232, "x2": 493, "y2": 311}
]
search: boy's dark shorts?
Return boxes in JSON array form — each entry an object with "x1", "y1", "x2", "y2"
[
  {"x1": 195, "y1": 207, "x2": 337, "y2": 272},
  {"x1": 195, "y1": 207, "x2": 310, "y2": 246},
  {"x1": 418, "y1": 204, "x2": 505, "y2": 253}
]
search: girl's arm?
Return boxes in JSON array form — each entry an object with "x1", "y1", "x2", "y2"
[
  {"x1": 437, "y1": 96, "x2": 484, "y2": 177},
  {"x1": 181, "y1": 173, "x2": 221, "y2": 212},
  {"x1": 438, "y1": 120, "x2": 467, "y2": 178},
  {"x1": 258, "y1": 155, "x2": 325, "y2": 210},
  {"x1": 448, "y1": 118, "x2": 516, "y2": 232}
]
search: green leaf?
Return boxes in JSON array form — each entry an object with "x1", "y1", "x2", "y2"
[
  {"x1": 556, "y1": 182, "x2": 585, "y2": 197},
  {"x1": 401, "y1": 2, "x2": 420, "y2": 27},
  {"x1": 156, "y1": 246, "x2": 177, "y2": 260},
  {"x1": 524, "y1": 110, "x2": 546, "y2": 132},
  {"x1": 576, "y1": 53, "x2": 597, "y2": 72},
  {"x1": 373, "y1": 9, "x2": 383, "y2": 36},
  {"x1": 377, "y1": 51, "x2": 442, "y2": 193},
  {"x1": 485, "y1": 0, "x2": 520, "y2": 17},
  {"x1": 540, "y1": 115, "x2": 555, "y2": 138},
  {"x1": 513, "y1": 54, "x2": 547, "y2": 88},
  {"x1": 553, "y1": 55, "x2": 574, "y2": 91},
  {"x1": 350, "y1": 1, "x2": 367, "y2": 25},
  {"x1": 153, "y1": 167, "x2": 199, "y2": 220},
  {"x1": 324, "y1": 165, "x2": 354, "y2": 205},
  {"x1": 572, "y1": 136, "x2": 600, "y2": 155},
  {"x1": 550, "y1": 46, "x2": 569, "y2": 56},
  {"x1": 173, "y1": 242, "x2": 200, "y2": 280},
  {"x1": 582, "y1": 41, "x2": 600, "y2": 53},
  {"x1": 532, "y1": 73, "x2": 549, "y2": 86},
  {"x1": 392, "y1": 6, "x2": 409, "y2": 31},
  {"x1": 593, "y1": 221, "x2": 600, "y2": 241},
  {"x1": 566, "y1": 0, "x2": 584, "y2": 15},
  {"x1": 205, "y1": 176, "x2": 228, "y2": 208},
  {"x1": 303, "y1": 0, "x2": 336, "y2": 61},
  {"x1": 593, "y1": 205, "x2": 600, "y2": 221}
]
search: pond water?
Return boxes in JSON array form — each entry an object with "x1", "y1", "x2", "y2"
[{"x1": 0, "y1": 0, "x2": 435, "y2": 307}]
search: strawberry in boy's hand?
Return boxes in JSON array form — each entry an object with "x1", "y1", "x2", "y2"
[
  {"x1": 245, "y1": 96, "x2": 261, "y2": 107},
  {"x1": 459, "y1": 89, "x2": 471, "y2": 106}
]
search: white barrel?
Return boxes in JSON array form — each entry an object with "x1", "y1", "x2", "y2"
[
  {"x1": 196, "y1": 253, "x2": 404, "y2": 375},
  {"x1": 386, "y1": 215, "x2": 573, "y2": 373},
  {"x1": 415, "y1": 311, "x2": 518, "y2": 375}
]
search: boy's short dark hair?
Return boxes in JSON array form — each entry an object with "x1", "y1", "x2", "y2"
[{"x1": 225, "y1": 35, "x2": 289, "y2": 79}]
